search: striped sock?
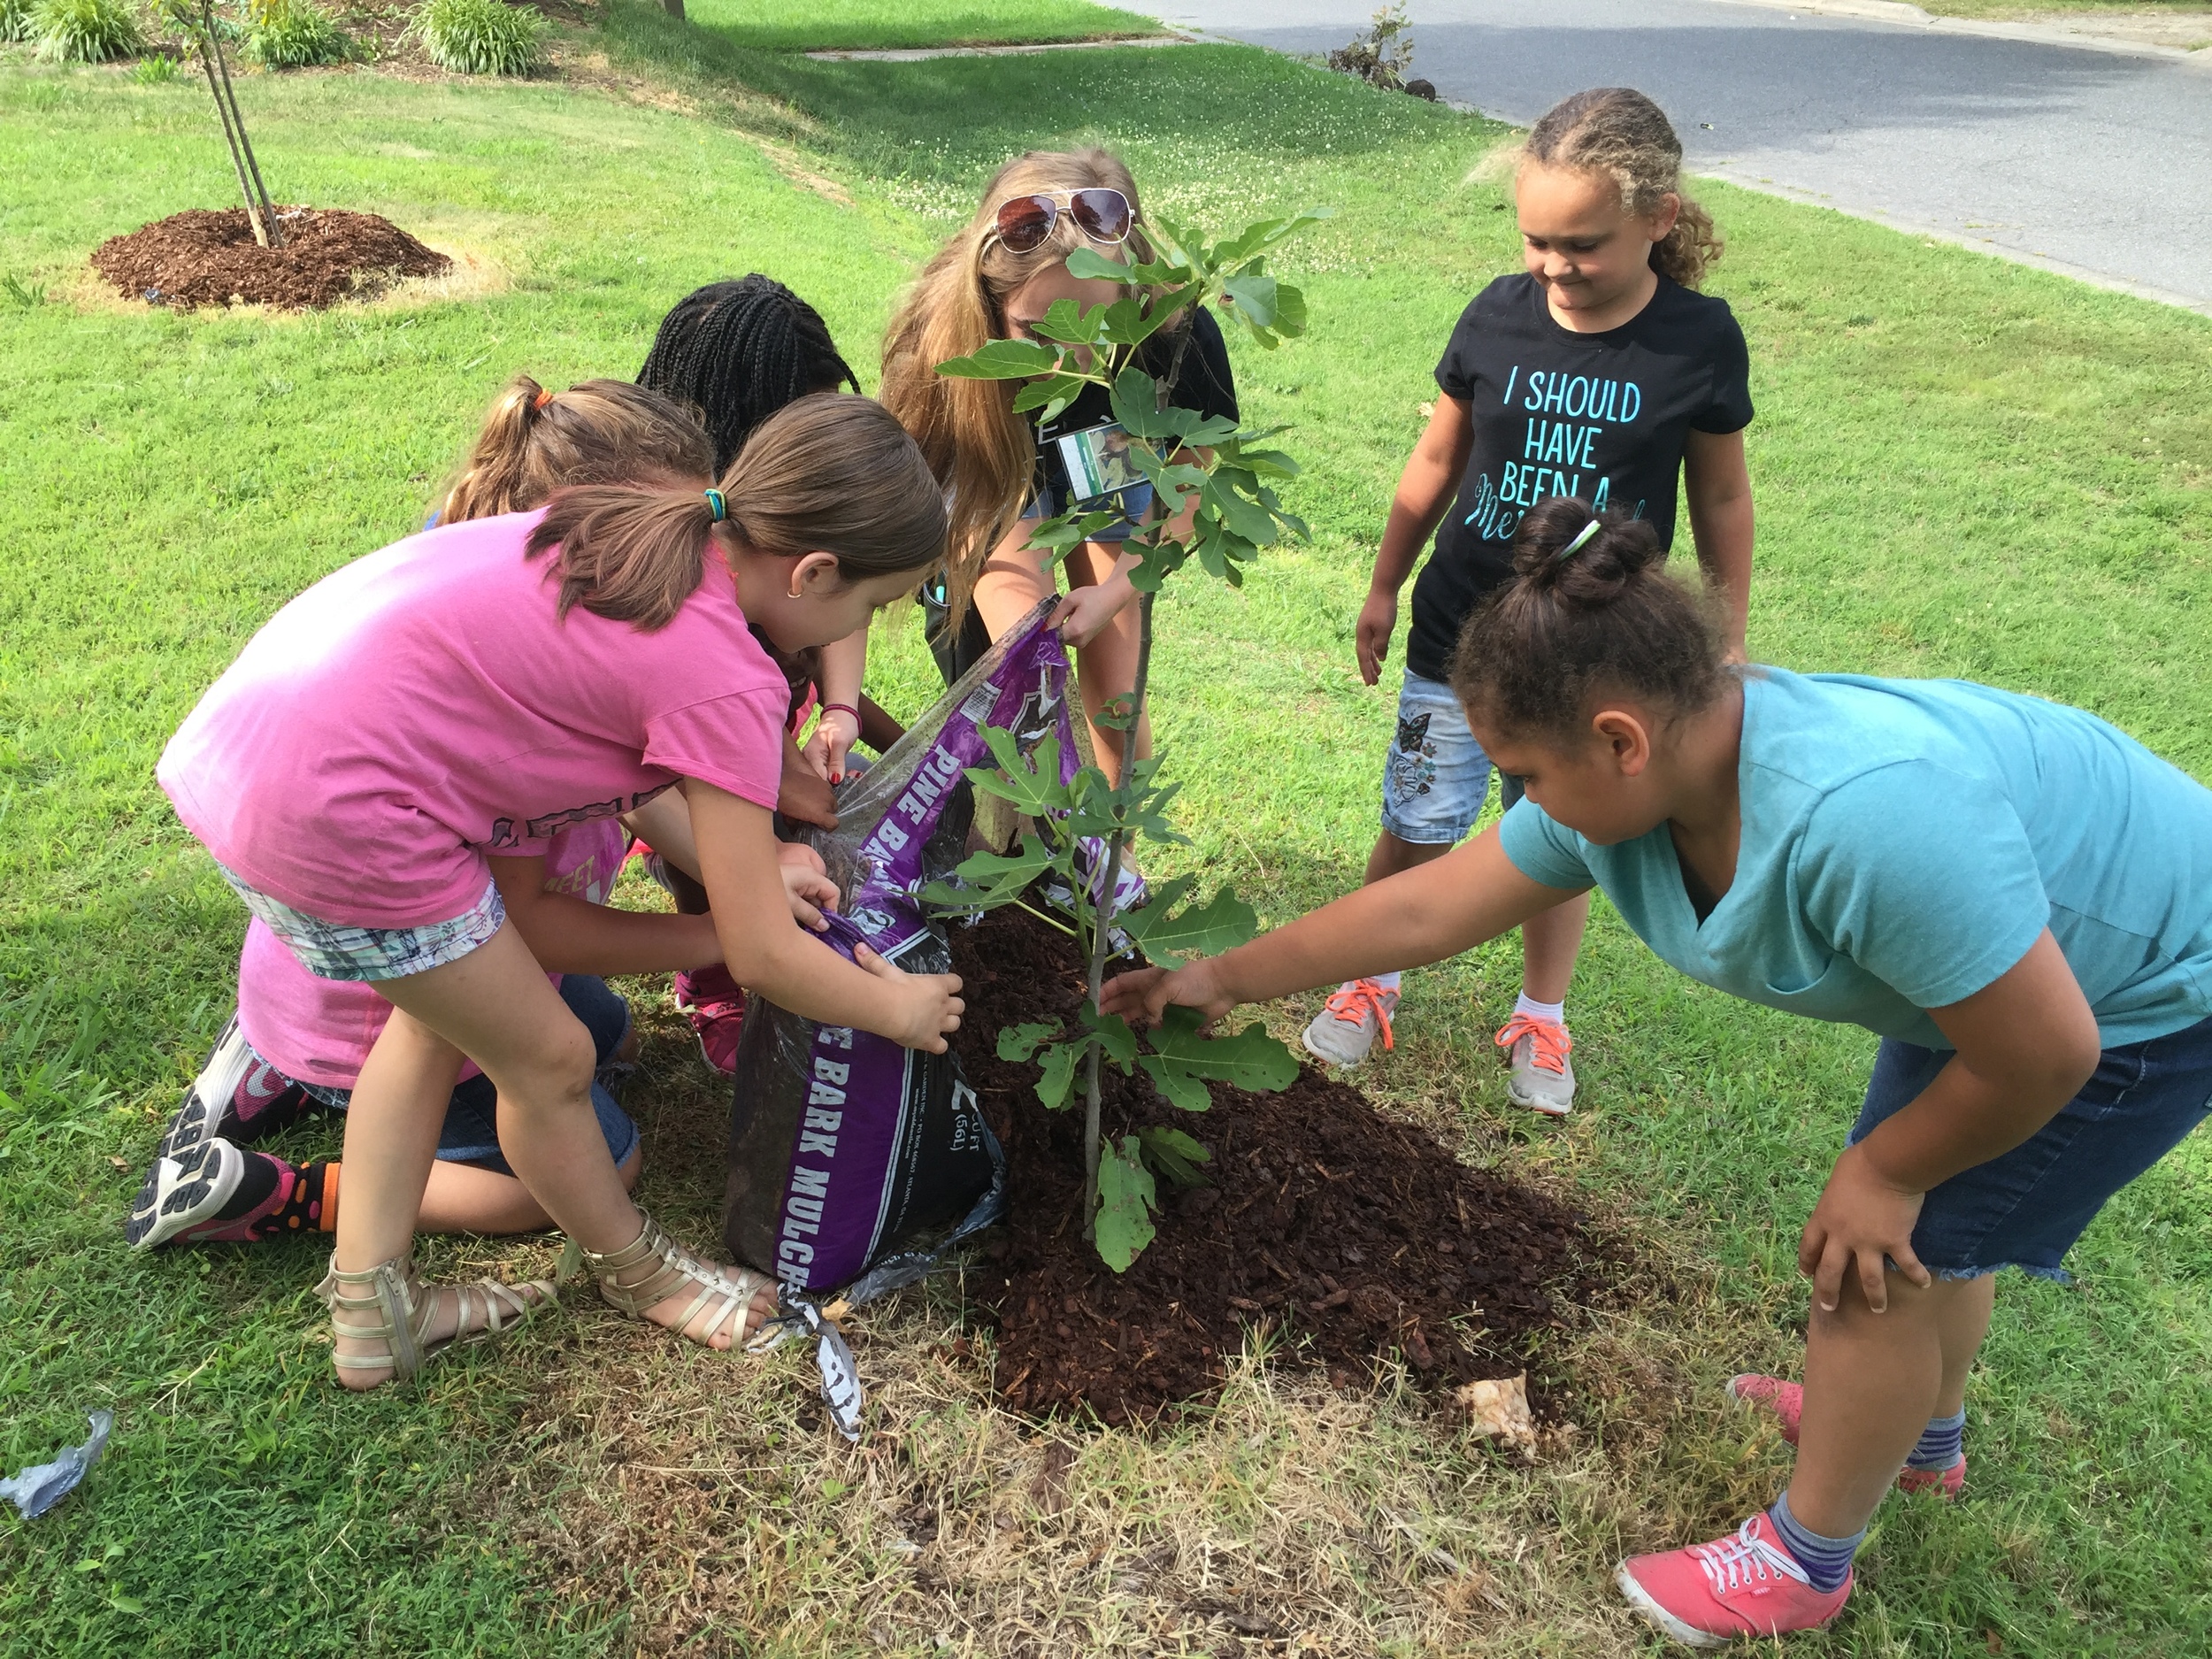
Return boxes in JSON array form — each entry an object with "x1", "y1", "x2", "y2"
[
  {"x1": 1767, "y1": 1489, "x2": 1864, "y2": 1594},
  {"x1": 1906, "y1": 1408, "x2": 1966, "y2": 1471}
]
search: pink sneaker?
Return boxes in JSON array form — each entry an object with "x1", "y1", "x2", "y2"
[
  {"x1": 1727, "y1": 1374, "x2": 1966, "y2": 1497},
  {"x1": 673, "y1": 963, "x2": 745, "y2": 1074},
  {"x1": 1616, "y1": 1513, "x2": 1851, "y2": 1647}
]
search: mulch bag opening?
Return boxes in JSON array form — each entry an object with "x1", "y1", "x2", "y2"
[{"x1": 724, "y1": 600, "x2": 1076, "y2": 1309}]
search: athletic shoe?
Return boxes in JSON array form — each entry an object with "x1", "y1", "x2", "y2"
[
  {"x1": 156, "y1": 1015, "x2": 311, "y2": 1162},
  {"x1": 1495, "y1": 1010, "x2": 1576, "y2": 1115},
  {"x1": 1616, "y1": 1513, "x2": 1852, "y2": 1647},
  {"x1": 1727, "y1": 1374, "x2": 1967, "y2": 1497},
  {"x1": 1302, "y1": 979, "x2": 1399, "y2": 1068},
  {"x1": 127, "y1": 1136, "x2": 250, "y2": 1248},
  {"x1": 673, "y1": 964, "x2": 746, "y2": 1075}
]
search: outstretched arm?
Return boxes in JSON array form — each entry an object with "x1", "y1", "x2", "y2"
[{"x1": 1103, "y1": 824, "x2": 1581, "y2": 1024}]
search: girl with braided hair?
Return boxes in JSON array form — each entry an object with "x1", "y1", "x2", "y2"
[
  {"x1": 1112, "y1": 497, "x2": 2212, "y2": 1645},
  {"x1": 637, "y1": 276, "x2": 903, "y2": 1069}
]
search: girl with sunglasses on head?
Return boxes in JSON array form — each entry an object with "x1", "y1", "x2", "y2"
[
  {"x1": 1109, "y1": 497, "x2": 2212, "y2": 1647},
  {"x1": 636, "y1": 274, "x2": 909, "y2": 1071},
  {"x1": 880, "y1": 148, "x2": 1239, "y2": 787}
]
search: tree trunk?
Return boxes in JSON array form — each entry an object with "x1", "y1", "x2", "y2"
[
  {"x1": 1079, "y1": 587, "x2": 1156, "y2": 1242},
  {"x1": 662, "y1": 0, "x2": 685, "y2": 18}
]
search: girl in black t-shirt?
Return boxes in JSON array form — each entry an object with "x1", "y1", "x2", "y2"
[
  {"x1": 1305, "y1": 88, "x2": 1757, "y2": 1114},
  {"x1": 879, "y1": 147, "x2": 1239, "y2": 787}
]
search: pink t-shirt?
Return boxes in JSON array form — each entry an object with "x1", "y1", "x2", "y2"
[
  {"x1": 235, "y1": 818, "x2": 632, "y2": 1090},
  {"x1": 158, "y1": 510, "x2": 786, "y2": 928}
]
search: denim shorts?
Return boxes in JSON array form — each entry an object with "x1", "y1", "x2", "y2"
[
  {"x1": 1379, "y1": 671, "x2": 1525, "y2": 845},
  {"x1": 301, "y1": 974, "x2": 639, "y2": 1176},
  {"x1": 217, "y1": 864, "x2": 505, "y2": 982},
  {"x1": 1850, "y1": 1011, "x2": 2212, "y2": 1281}
]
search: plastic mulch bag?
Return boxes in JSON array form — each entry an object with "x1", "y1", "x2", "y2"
[{"x1": 725, "y1": 601, "x2": 1077, "y2": 1319}]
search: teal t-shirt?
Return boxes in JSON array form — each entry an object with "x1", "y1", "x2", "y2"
[{"x1": 1497, "y1": 667, "x2": 2212, "y2": 1050}]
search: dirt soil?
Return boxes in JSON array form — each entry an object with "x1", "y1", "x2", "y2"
[
  {"x1": 948, "y1": 903, "x2": 1612, "y2": 1425},
  {"x1": 90, "y1": 207, "x2": 450, "y2": 311}
]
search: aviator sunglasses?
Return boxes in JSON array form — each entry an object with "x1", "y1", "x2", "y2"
[{"x1": 987, "y1": 188, "x2": 1134, "y2": 254}]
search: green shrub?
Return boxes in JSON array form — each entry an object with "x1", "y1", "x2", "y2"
[
  {"x1": 30, "y1": 0, "x2": 142, "y2": 58},
  {"x1": 0, "y1": 0, "x2": 36, "y2": 42},
  {"x1": 242, "y1": 0, "x2": 348, "y2": 65},
  {"x1": 408, "y1": 0, "x2": 541, "y2": 74},
  {"x1": 128, "y1": 47, "x2": 180, "y2": 78}
]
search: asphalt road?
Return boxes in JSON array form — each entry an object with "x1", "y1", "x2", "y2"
[{"x1": 1156, "y1": 0, "x2": 2212, "y2": 311}]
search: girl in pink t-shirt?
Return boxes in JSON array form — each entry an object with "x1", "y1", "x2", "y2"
[
  {"x1": 158, "y1": 394, "x2": 963, "y2": 1390},
  {"x1": 129, "y1": 378, "x2": 822, "y2": 1254}
]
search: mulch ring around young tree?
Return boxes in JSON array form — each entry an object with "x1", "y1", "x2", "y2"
[
  {"x1": 948, "y1": 902, "x2": 1617, "y2": 1427},
  {"x1": 90, "y1": 207, "x2": 451, "y2": 311}
]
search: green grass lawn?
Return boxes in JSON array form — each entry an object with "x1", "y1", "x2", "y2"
[
  {"x1": 3, "y1": 1, "x2": 2211, "y2": 1651},
  {"x1": 677, "y1": 0, "x2": 1161, "y2": 55}
]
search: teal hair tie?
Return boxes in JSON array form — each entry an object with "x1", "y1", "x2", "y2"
[
  {"x1": 703, "y1": 488, "x2": 727, "y2": 523},
  {"x1": 1555, "y1": 518, "x2": 1601, "y2": 563}
]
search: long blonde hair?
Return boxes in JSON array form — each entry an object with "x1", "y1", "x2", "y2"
[
  {"x1": 438, "y1": 376, "x2": 714, "y2": 524},
  {"x1": 1517, "y1": 88, "x2": 1723, "y2": 288},
  {"x1": 525, "y1": 395, "x2": 946, "y2": 631},
  {"x1": 879, "y1": 148, "x2": 1178, "y2": 623}
]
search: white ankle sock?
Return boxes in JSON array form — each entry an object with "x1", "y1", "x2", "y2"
[
  {"x1": 1372, "y1": 972, "x2": 1402, "y2": 992},
  {"x1": 1514, "y1": 992, "x2": 1564, "y2": 1025}
]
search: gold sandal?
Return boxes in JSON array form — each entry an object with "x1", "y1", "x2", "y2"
[
  {"x1": 575, "y1": 1210, "x2": 774, "y2": 1352},
  {"x1": 316, "y1": 1252, "x2": 551, "y2": 1382}
]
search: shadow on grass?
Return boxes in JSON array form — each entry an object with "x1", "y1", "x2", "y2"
[{"x1": 594, "y1": 0, "x2": 1463, "y2": 192}]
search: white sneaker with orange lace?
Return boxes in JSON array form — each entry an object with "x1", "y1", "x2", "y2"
[
  {"x1": 1495, "y1": 1010, "x2": 1576, "y2": 1115},
  {"x1": 1302, "y1": 979, "x2": 1399, "y2": 1068}
]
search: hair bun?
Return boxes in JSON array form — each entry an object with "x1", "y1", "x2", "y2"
[{"x1": 1508, "y1": 496, "x2": 1663, "y2": 605}]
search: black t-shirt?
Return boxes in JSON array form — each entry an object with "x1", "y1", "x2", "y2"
[
  {"x1": 1029, "y1": 303, "x2": 1240, "y2": 521},
  {"x1": 1405, "y1": 273, "x2": 1753, "y2": 682}
]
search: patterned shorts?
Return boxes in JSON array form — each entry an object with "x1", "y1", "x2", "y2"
[
  {"x1": 1379, "y1": 671, "x2": 1524, "y2": 845},
  {"x1": 216, "y1": 864, "x2": 507, "y2": 982}
]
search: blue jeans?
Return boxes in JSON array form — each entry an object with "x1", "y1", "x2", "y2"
[
  {"x1": 1850, "y1": 1011, "x2": 2212, "y2": 1280},
  {"x1": 1379, "y1": 671, "x2": 1524, "y2": 845}
]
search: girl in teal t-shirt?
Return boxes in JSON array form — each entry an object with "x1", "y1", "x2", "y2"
[{"x1": 1106, "y1": 498, "x2": 2212, "y2": 1648}]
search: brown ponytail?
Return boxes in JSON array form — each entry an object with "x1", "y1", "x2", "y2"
[
  {"x1": 525, "y1": 393, "x2": 947, "y2": 631},
  {"x1": 1519, "y1": 87, "x2": 1724, "y2": 288},
  {"x1": 437, "y1": 376, "x2": 714, "y2": 524},
  {"x1": 1450, "y1": 497, "x2": 1725, "y2": 741}
]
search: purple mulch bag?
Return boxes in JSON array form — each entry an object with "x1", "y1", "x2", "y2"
[{"x1": 725, "y1": 600, "x2": 1077, "y2": 1313}]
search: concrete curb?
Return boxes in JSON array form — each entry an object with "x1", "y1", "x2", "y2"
[
  {"x1": 1696, "y1": 165, "x2": 2212, "y2": 316},
  {"x1": 1709, "y1": 0, "x2": 2212, "y2": 67},
  {"x1": 804, "y1": 33, "x2": 1199, "y2": 62}
]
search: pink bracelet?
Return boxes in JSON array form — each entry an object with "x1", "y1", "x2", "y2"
[{"x1": 820, "y1": 703, "x2": 861, "y2": 724}]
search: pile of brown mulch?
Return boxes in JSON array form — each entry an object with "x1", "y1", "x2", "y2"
[
  {"x1": 947, "y1": 904, "x2": 1612, "y2": 1425},
  {"x1": 90, "y1": 207, "x2": 450, "y2": 311}
]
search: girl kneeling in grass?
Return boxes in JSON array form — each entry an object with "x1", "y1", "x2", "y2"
[
  {"x1": 129, "y1": 376, "x2": 828, "y2": 1251},
  {"x1": 1106, "y1": 497, "x2": 2212, "y2": 1647},
  {"x1": 158, "y1": 394, "x2": 964, "y2": 1389}
]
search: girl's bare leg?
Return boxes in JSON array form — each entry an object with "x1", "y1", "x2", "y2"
[
  {"x1": 331, "y1": 1010, "x2": 526, "y2": 1387},
  {"x1": 373, "y1": 923, "x2": 771, "y2": 1342},
  {"x1": 416, "y1": 1145, "x2": 641, "y2": 1235},
  {"x1": 1520, "y1": 889, "x2": 1592, "y2": 1005},
  {"x1": 1786, "y1": 1272, "x2": 1993, "y2": 1537}
]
